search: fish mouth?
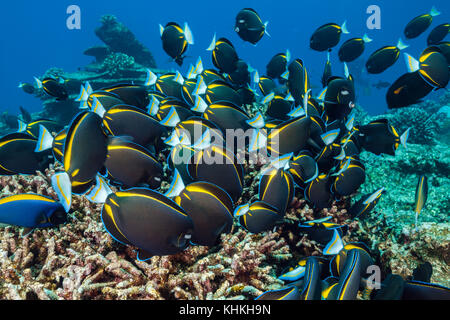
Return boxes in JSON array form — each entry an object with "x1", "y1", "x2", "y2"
[{"x1": 349, "y1": 102, "x2": 355, "y2": 109}]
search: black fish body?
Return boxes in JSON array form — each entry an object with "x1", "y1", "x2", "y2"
[
  {"x1": 427, "y1": 23, "x2": 450, "y2": 45},
  {"x1": 386, "y1": 71, "x2": 433, "y2": 109},
  {"x1": 161, "y1": 22, "x2": 188, "y2": 66},
  {"x1": 235, "y1": 8, "x2": 266, "y2": 44},
  {"x1": 310, "y1": 23, "x2": 347, "y2": 52},
  {"x1": 212, "y1": 38, "x2": 239, "y2": 74}
]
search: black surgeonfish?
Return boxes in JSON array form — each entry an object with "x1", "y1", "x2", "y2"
[
  {"x1": 411, "y1": 47, "x2": 450, "y2": 89},
  {"x1": 102, "y1": 84, "x2": 150, "y2": 110},
  {"x1": 310, "y1": 22, "x2": 349, "y2": 52},
  {"x1": 358, "y1": 119, "x2": 409, "y2": 156},
  {"x1": 166, "y1": 171, "x2": 234, "y2": 246},
  {"x1": 80, "y1": 90, "x2": 125, "y2": 111},
  {"x1": 404, "y1": 6, "x2": 440, "y2": 39},
  {"x1": 255, "y1": 286, "x2": 302, "y2": 300},
  {"x1": 197, "y1": 100, "x2": 251, "y2": 133},
  {"x1": 323, "y1": 76, "x2": 356, "y2": 120},
  {"x1": 20, "y1": 119, "x2": 63, "y2": 139},
  {"x1": 267, "y1": 51, "x2": 290, "y2": 80},
  {"x1": 258, "y1": 76, "x2": 277, "y2": 97},
  {"x1": 304, "y1": 173, "x2": 333, "y2": 209},
  {"x1": 321, "y1": 50, "x2": 332, "y2": 88},
  {"x1": 332, "y1": 249, "x2": 362, "y2": 300},
  {"x1": 0, "y1": 194, "x2": 67, "y2": 228},
  {"x1": 298, "y1": 218, "x2": 348, "y2": 245},
  {"x1": 338, "y1": 34, "x2": 372, "y2": 62},
  {"x1": 235, "y1": 201, "x2": 281, "y2": 233},
  {"x1": 266, "y1": 94, "x2": 292, "y2": 120},
  {"x1": 208, "y1": 37, "x2": 239, "y2": 74},
  {"x1": 331, "y1": 158, "x2": 366, "y2": 197},
  {"x1": 52, "y1": 112, "x2": 108, "y2": 212},
  {"x1": 348, "y1": 187, "x2": 385, "y2": 219},
  {"x1": 102, "y1": 188, "x2": 193, "y2": 260},
  {"x1": 200, "y1": 69, "x2": 226, "y2": 85},
  {"x1": 386, "y1": 71, "x2": 434, "y2": 109},
  {"x1": 300, "y1": 257, "x2": 323, "y2": 300},
  {"x1": 402, "y1": 281, "x2": 450, "y2": 300},
  {"x1": 188, "y1": 144, "x2": 244, "y2": 202},
  {"x1": 227, "y1": 60, "x2": 251, "y2": 87},
  {"x1": 366, "y1": 39, "x2": 409, "y2": 74},
  {"x1": 157, "y1": 99, "x2": 194, "y2": 124},
  {"x1": 329, "y1": 242, "x2": 374, "y2": 277},
  {"x1": 235, "y1": 8, "x2": 268, "y2": 44},
  {"x1": 18, "y1": 82, "x2": 35, "y2": 95},
  {"x1": 289, "y1": 152, "x2": 319, "y2": 188},
  {"x1": 174, "y1": 117, "x2": 224, "y2": 147},
  {"x1": 160, "y1": 22, "x2": 194, "y2": 66},
  {"x1": 287, "y1": 59, "x2": 310, "y2": 106},
  {"x1": 267, "y1": 116, "x2": 312, "y2": 156},
  {"x1": 155, "y1": 73, "x2": 185, "y2": 101},
  {"x1": 0, "y1": 133, "x2": 52, "y2": 175},
  {"x1": 373, "y1": 274, "x2": 405, "y2": 300},
  {"x1": 36, "y1": 77, "x2": 69, "y2": 100},
  {"x1": 414, "y1": 175, "x2": 428, "y2": 230},
  {"x1": 102, "y1": 105, "x2": 167, "y2": 152},
  {"x1": 237, "y1": 87, "x2": 255, "y2": 105},
  {"x1": 259, "y1": 166, "x2": 294, "y2": 215},
  {"x1": 412, "y1": 262, "x2": 433, "y2": 283},
  {"x1": 205, "y1": 80, "x2": 243, "y2": 106},
  {"x1": 105, "y1": 138, "x2": 163, "y2": 189},
  {"x1": 427, "y1": 23, "x2": 450, "y2": 45}
]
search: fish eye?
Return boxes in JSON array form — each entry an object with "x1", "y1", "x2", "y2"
[
  {"x1": 341, "y1": 90, "x2": 350, "y2": 96},
  {"x1": 49, "y1": 210, "x2": 67, "y2": 225}
]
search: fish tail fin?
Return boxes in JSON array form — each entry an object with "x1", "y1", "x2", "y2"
[
  {"x1": 430, "y1": 6, "x2": 440, "y2": 17},
  {"x1": 160, "y1": 107, "x2": 181, "y2": 127},
  {"x1": 17, "y1": 119, "x2": 27, "y2": 132},
  {"x1": 174, "y1": 70, "x2": 185, "y2": 85},
  {"x1": 246, "y1": 112, "x2": 266, "y2": 129},
  {"x1": 75, "y1": 85, "x2": 88, "y2": 102},
  {"x1": 287, "y1": 105, "x2": 306, "y2": 118},
  {"x1": 194, "y1": 56, "x2": 204, "y2": 75},
  {"x1": 281, "y1": 70, "x2": 290, "y2": 80},
  {"x1": 397, "y1": 38, "x2": 409, "y2": 50},
  {"x1": 192, "y1": 128, "x2": 212, "y2": 150},
  {"x1": 86, "y1": 175, "x2": 113, "y2": 204},
  {"x1": 344, "y1": 62, "x2": 350, "y2": 79},
  {"x1": 341, "y1": 21, "x2": 349, "y2": 34},
  {"x1": 363, "y1": 33, "x2": 373, "y2": 43},
  {"x1": 286, "y1": 49, "x2": 291, "y2": 62},
  {"x1": 184, "y1": 22, "x2": 194, "y2": 45},
  {"x1": 261, "y1": 92, "x2": 275, "y2": 104},
  {"x1": 192, "y1": 95, "x2": 209, "y2": 113},
  {"x1": 253, "y1": 70, "x2": 260, "y2": 85},
  {"x1": 404, "y1": 53, "x2": 420, "y2": 72},
  {"x1": 35, "y1": 125, "x2": 54, "y2": 152},
  {"x1": 270, "y1": 153, "x2": 293, "y2": 170},
  {"x1": 248, "y1": 129, "x2": 267, "y2": 153},
  {"x1": 51, "y1": 172, "x2": 72, "y2": 213},
  {"x1": 159, "y1": 24, "x2": 164, "y2": 37},
  {"x1": 165, "y1": 169, "x2": 186, "y2": 198},
  {"x1": 321, "y1": 129, "x2": 340, "y2": 146},
  {"x1": 323, "y1": 229, "x2": 344, "y2": 255},
  {"x1": 145, "y1": 69, "x2": 158, "y2": 86},
  {"x1": 400, "y1": 127, "x2": 411, "y2": 149},
  {"x1": 264, "y1": 21, "x2": 271, "y2": 37},
  {"x1": 148, "y1": 96, "x2": 160, "y2": 117},
  {"x1": 193, "y1": 75, "x2": 207, "y2": 96},
  {"x1": 91, "y1": 96, "x2": 106, "y2": 118},
  {"x1": 234, "y1": 203, "x2": 250, "y2": 218},
  {"x1": 34, "y1": 77, "x2": 42, "y2": 89},
  {"x1": 206, "y1": 33, "x2": 216, "y2": 51}
]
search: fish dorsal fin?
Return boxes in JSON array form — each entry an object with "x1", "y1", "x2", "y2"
[
  {"x1": 145, "y1": 69, "x2": 158, "y2": 86},
  {"x1": 165, "y1": 169, "x2": 186, "y2": 198},
  {"x1": 323, "y1": 229, "x2": 344, "y2": 255},
  {"x1": 86, "y1": 175, "x2": 113, "y2": 204},
  {"x1": 184, "y1": 22, "x2": 194, "y2": 45},
  {"x1": 206, "y1": 33, "x2": 217, "y2": 51},
  {"x1": 34, "y1": 125, "x2": 54, "y2": 152},
  {"x1": 51, "y1": 172, "x2": 72, "y2": 213}
]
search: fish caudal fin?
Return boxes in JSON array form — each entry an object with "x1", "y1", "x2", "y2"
[
  {"x1": 323, "y1": 229, "x2": 344, "y2": 255},
  {"x1": 145, "y1": 69, "x2": 158, "y2": 86},
  {"x1": 184, "y1": 22, "x2": 194, "y2": 45},
  {"x1": 86, "y1": 175, "x2": 112, "y2": 204},
  {"x1": 160, "y1": 107, "x2": 181, "y2": 127},
  {"x1": 17, "y1": 119, "x2": 27, "y2": 132},
  {"x1": 363, "y1": 33, "x2": 373, "y2": 43},
  {"x1": 397, "y1": 38, "x2": 409, "y2": 51},
  {"x1": 400, "y1": 127, "x2": 411, "y2": 149},
  {"x1": 35, "y1": 125, "x2": 54, "y2": 152},
  {"x1": 341, "y1": 21, "x2": 349, "y2": 34},
  {"x1": 51, "y1": 172, "x2": 72, "y2": 213},
  {"x1": 264, "y1": 21, "x2": 271, "y2": 37},
  {"x1": 165, "y1": 169, "x2": 186, "y2": 198},
  {"x1": 206, "y1": 33, "x2": 216, "y2": 51},
  {"x1": 430, "y1": 6, "x2": 440, "y2": 17},
  {"x1": 404, "y1": 53, "x2": 420, "y2": 73}
]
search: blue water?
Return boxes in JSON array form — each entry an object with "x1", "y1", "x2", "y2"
[{"x1": 0, "y1": 0, "x2": 448, "y2": 116}]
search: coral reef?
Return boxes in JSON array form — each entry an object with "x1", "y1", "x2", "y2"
[
  {"x1": 101, "y1": 53, "x2": 136, "y2": 77},
  {"x1": 95, "y1": 15, "x2": 157, "y2": 68}
]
